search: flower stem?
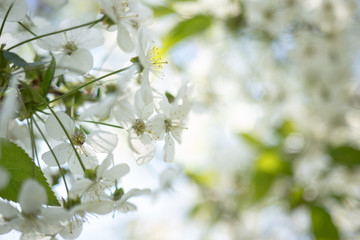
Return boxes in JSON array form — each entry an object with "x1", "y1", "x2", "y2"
[
  {"x1": 49, "y1": 65, "x2": 133, "y2": 103},
  {"x1": 17, "y1": 22, "x2": 37, "y2": 37},
  {"x1": 7, "y1": 17, "x2": 104, "y2": 51},
  {"x1": 33, "y1": 116, "x2": 69, "y2": 194},
  {"x1": 0, "y1": 3, "x2": 13, "y2": 37},
  {"x1": 79, "y1": 120, "x2": 124, "y2": 129},
  {"x1": 20, "y1": 82, "x2": 87, "y2": 172}
]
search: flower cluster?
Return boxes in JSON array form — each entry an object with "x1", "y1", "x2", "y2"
[{"x1": 0, "y1": 0, "x2": 190, "y2": 239}]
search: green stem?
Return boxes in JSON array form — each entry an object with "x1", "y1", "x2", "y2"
[
  {"x1": 21, "y1": 82, "x2": 87, "y2": 172},
  {"x1": 30, "y1": 117, "x2": 41, "y2": 167},
  {"x1": 49, "y1": 65, "x2": 133, "y2": 103},
  {"x1": 0, "y1": 3, "x2": 13, "y2": 37},
  {"x1": 17, "y1": 22, "x2": 37, "y2": 37},
  {"x1": 24, "y1": 115, "x2": 35, "y2": 178},
  {"x1": 33, "y1": 116, "x2": 69, "y2": 194},
  {"x1": 79, "y1": 120, "x2": 124, "y2": 129},
  {"x1": 7, "y1": 17, "x2": 104, "y2": 51}
]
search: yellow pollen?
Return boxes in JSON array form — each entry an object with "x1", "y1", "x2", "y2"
[{"x1": 147, "y1": 46, "x2": 167, "y2": 77}]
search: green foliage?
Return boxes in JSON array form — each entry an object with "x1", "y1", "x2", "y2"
[
  {"x1": 186, "y1": 170, "x2": 217, "y2": 188},
  {"x1": 1, "y1": 50, "x2": 28, "y2": 67},
  {"x1": 311, "y1": 206, "x2": 339, "y2": 240},
  {"x1": 41, "y1": 55, "x2": 56, "y2": 97},
  {"x1": 328, "y1": 145, "x2": 360, "y2": 167},
  {"x1": 152, "y1": 5, "x2": 176, "y2": 17},
  {"x1": 0, "y1": 138, "x2": 59, "y2": 206},
  {"x1": 239, "y1": 133, "x2": 265, "y2": 150},
  {"x1": 163, "y1": 15, "x2": 213, "y2": 52},
  {"x1": 252, "y1": 150, "x2": 291, "y2": 201}
]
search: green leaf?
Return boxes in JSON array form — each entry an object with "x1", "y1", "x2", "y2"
[
  {"x1": 311, "y1": 206, "x2": 339, "y2": 240},
  {"x1": 240, "y1": 133, "x2": 264, "y2": 149},
  {"x1": 253, "y1": 171, "x2": 274, "y2": 201},
  {"x1": 329, "y1": 145, "x2": 360, "y2": 167},
  {"x1": 0, "y1": 138, "x2": 60, "y2": 206},
  {"x1": 1, "y1": 50, "x2": 28, "y2": 67},
  {"x1": 41, "y1": 56, "x2": 56, "y2": 97},
  {"x1": 152, "y1": 5, "x2": 176, "y2": 17},
  {"x1": 163, "y1": 15, "x2": 213, "y2": 52}
]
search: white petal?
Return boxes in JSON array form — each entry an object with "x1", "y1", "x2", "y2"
[
  {"x1": 69, "y1": 178, "x2": 93, "y2": 198},
  {"x1": 128, "y1": 131, "x2": 155, "y2": 165},
  {"x1": 170, "y1": 98, "x2": 191, "y2": 121},
  {"x1": 147, "y1": 114, "x2": 165, "y2": 140},
  {"x1": 19, "y1": 179, "x2": 47, "y2": 215},
  {"x1": 68, "y1": 152, "x2": 98, "y2": 174},
  {"x1": 81, "y1": 200, "x2": 113, "y2": 215},
  {"x1": 117, "y1": 202, "x2": 137, "y2": 213},
  {"x1": 120, "y1": 188, "x2": 151, "y2": 203},
  {"x1": 140, "y1": 70, "x2": 153, "y2": 105},
  {"x1": 0, "y1": 0, "x2": 28, "y2": 22},
  {"x1": 86, "y1": 130, "x2": 118, "y2": 153},
  {"x1": 0, "y1": 223, "x2": 12, "y2": 234},
  {"x1": 171, "y1": 128, "x2": 183, "y2": 144},
  {"x1": 134, "y1": 89, "x2": 154, "y2": 119},
  {"x1": 41, "y1": 143, "x2": 72, "y2": 166},
  {"x1": 0, "y1": 201, "x2": 19, "y2": 218},
  {"x1": 163, "y1": 134, "x2": 175, "y2": 162},
  {"x1": 116, "y1": 23, "x2": 134, "y2": 52},
  {"x1": 41, "y1": 206, "x2": 70, "y2": 222},
  {"x1": 103, "y1": 163, "x2": 130, "y2": 181},
  {"x1": 59, "y1": 48, "x2": 94, "y2": 74},
  {"x1": 76, "y1": 28, "x2": 104, "y2": 49},
  {"x1": 20, "y1": 232, "x2": 47, "y2": 240},
  {"x1": 112, "y1": 101, "x2": 136, "y2": 127},
  {"x1": 60, "y1": 219, "x2": 83, "y2": 240},
  {"x1": 45, "y1": 112, "x2": 75, "y2": 140},
  {"x1": 96, "y1": 154, "x2": 113, "y2": 178}
]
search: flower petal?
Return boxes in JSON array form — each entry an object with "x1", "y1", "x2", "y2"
[
  {"x1": 147, "y1": 114, "x2": 165, "y2": 140},
  {"x1": 58, "y1": 48, "x2": 94, "y2": 74},
  {"x1": 60, "y1": 219, "x2": 83, "y2": 240},
  {"x1": 45, "y1": 112, "x2": 75, "y2": 140},
  {"x1": 69, "y1": 178, "x2": 93, "y2": 198},
  {"x1": 68, "y1": 152, "x2": 98, "y2": 174},
  {"x1": 112, "y1": 101, "x2": 135, "y2": 127},
  {"x1": 19, "y1": 179, "x2": 47, "y2": 215},
  {"x1": 103, "y1": 163, "x2": 130, "y2": 181},
  {"x1": 41, "y1": 143, "x2": 72, "y2": 166},
  {"x1": 116, "y1": 23, "x2": 134, "y2": 52},
  {"x1": 163, "y1": 134, "x2": 175, "y2": 162},
  {"x1": 0, "y1": 0, "x2": 28, "y2": 22},
  {"x1": 86, "y1": 130, "x2": 118, "y2": 153},
  {"x1": 96, "y1": 153, "x2": 113, "y2": 178}
]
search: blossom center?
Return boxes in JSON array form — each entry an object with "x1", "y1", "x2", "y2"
[
  {"x1": 133, "y1": 119, "x2": 146, "y2": 136},
  {"x1": 146, "y1": 46, "x2": 167, "y2": 77},
  {"x1": 71, "y1": 129, "x2": 86, "y2": 146},
  {"x1": 63, "y1": 41, "x2": 78, "y2": 55}
]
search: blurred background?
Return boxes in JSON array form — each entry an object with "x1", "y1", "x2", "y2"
[{"x1": 5, "y1": 0, "x2": 360, "y2": 239}]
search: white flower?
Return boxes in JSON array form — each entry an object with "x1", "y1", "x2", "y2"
[
  {"x1": 112, "y1": 188, "x2": 150, "y2": 213},
  {"x1": 0, "y1": 179, "x2": 69, "y2": 237},
  {"x1": 70, "y1": 154, "x2": 130, "y2": 205},
  {"x1": 0, "y1": 0, "x2": 27, "y2": 22},
  {"x1": 41, "y1": 112, "x2": 118, "y2": 174},
  {"x1": 37, "y1": 19, "x2": 104, "y2": 75},
  {"x1": 98, "y1": 0, "x2": 139, "y2": 52},
  {"x1": 158, "y1": 87, "x2": 191, "y2": 162},
  {"x1": 137, "y1": 27, "x2": 167, "y2": 80},
  {"x1": 112, "y1": 88, "x2": 161, "y2": 165}
]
